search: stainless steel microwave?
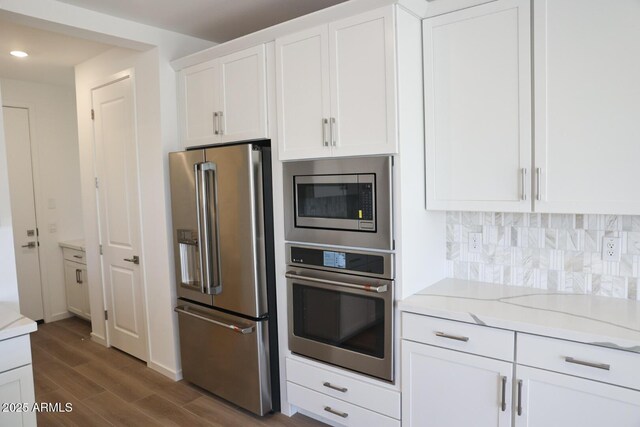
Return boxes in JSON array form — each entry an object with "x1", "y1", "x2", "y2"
[{"x1": 283, "y1": 156, "x2": 393, "y2": 250}]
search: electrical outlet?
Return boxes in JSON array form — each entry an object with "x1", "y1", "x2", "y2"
[
  {"x1": 602, "y1": 237, "x2": 621, "y2": 261},
  {"x1": 469, "y1": 232, "x2": 482, "y2": 253}
]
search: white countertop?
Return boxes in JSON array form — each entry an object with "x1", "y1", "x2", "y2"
[
  {"x1": 0, "y1": 303, "x2": 37, "y2": 341},
  {"x1": 58, "y1": 239, "x2": 85, "y2": 251},
  {"x1": 399, "y1": 278, "x2": 640, "y2": 353}
]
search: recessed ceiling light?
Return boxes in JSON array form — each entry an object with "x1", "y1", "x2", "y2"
[{"x1": 10, "y1": 51, "x2": 28, "y2": 58}]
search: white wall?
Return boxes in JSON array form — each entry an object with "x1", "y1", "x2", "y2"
[
  {"x1": 75, "y1": 46, "x2": 183, "y2": 379},
  {"x1": 0, "y1": 78, "x2": 84, "y2": 322},
  {"x1": 0, "y1": 88, "x2": 20, "y2": 310}
]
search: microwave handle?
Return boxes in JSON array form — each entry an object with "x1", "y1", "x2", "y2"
[{"x1": 285, "y1": 271, "x2": 388, "y2": 293}]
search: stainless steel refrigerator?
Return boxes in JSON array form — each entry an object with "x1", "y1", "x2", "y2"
[{"x1": 169, "y1": 142, "x2": 278, "y2": 416}]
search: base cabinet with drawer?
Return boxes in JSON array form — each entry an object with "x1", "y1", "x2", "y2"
[
  {"x1": 401, "y1": 313, "x2": 640, "y2": 427},
  {"x1": 0, "y1": 334, "x2": 36, "y2": 427},
  {"x1": 62, "y1": 248, "x2": 90, "y2": 320},
  {"x1": 286, "y1": 357, "x2": 400, "y2": 426}
]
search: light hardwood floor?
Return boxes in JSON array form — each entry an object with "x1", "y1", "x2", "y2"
[{"x1": 31, "y1": 317, "x2": 325, "y2": 426}]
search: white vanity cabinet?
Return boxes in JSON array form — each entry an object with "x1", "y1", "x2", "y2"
[
  {"x1": 178, "y1": 44, "x2": 268, "y2": 148},
  {"x1": 276, "y1": 6, "x2": 397, "y2": 160},
  {"x1": 401, "y1": 313, "x2": 640, "y2": 427},
  {"x1": 62, "y1": 247, "x2": 90, "y2": 320}
]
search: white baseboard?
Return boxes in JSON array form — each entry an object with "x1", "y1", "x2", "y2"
[
  {"x1": 147, "y1": 360, "x2": 182, "y2": 381},
  {"x1": 90, "y1": 332, "x2": 108, "y2": 346},
  {"x1": 48, "y1": 311, "x2": 72, "y2": 323}
]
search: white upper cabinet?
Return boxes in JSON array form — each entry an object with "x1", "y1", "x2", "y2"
[
  {"x1": 276, "y1": 6, "x2": 397, "y2": 160},
  {"x1": 424, "y1": 0, "x2": 532, "y2": 212},
  {"x1": 533, "y1": 0, "x2": 640, "y2": 214},
  {"x1": 178, "y1": 45, "x2": 268, "y2": 148}
]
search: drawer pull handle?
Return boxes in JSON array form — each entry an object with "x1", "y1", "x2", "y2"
[
  {"x1": 500, "y1": 376, "x2": 507, "y2": 412},
  {"x1": 324, "y1": 406, "x2": 348, "y2": 418},
  {"x1": 73, "y1": 255, "x2": 83, "y2": 259},
  {"x1": 564, "y1": 357, "x2": 610, "y2": 371},
  {"x1": 517, "y1": 380, "x2": 523, "y2": 416},
  {"x1": 435, "y1": 331, "x2": 469, "y2": 342},
  {"x1": 323, "y1": 382, "x2": 347, "y2": 393}
]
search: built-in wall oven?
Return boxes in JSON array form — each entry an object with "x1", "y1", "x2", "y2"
[
  {"x1": 286, "y1": 244, "x2": 394, "y2": 382},
  {"x1": 283, "y1": 156, "x2": 393, "y2": 250}
]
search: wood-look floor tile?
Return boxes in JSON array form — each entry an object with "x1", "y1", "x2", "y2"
[
  {"x1": 38, "y1": 357, "x2": 104, "y2": 401},
  {"x1": 83, "y1": 391, "x2": 157, "y2": 426},
  {"x1": 34, "y1": 369, "x2": 59, "y2": 396},
  {"x1": 136, "y1": 394, "x2": 215, "y2": 426},
  {"x1": 119, "y1": 363, "x2": 202, "y2": 406},
  {"x1": 31, "y1": 331, "x2": 91, "y2": 367},
  {"x1": 74, "y1": 361, "x2": 153, "y2": 402},
  {"x1": 55, "y1": 317, "x2": 92, "y2": 337},
  {"x1": 37, "y1": 388, "x2": 113, "y2": 427}
]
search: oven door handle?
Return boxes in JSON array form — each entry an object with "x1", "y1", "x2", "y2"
[{"x1": 285, "y1": 271, "x2": 388, "y2": 293}]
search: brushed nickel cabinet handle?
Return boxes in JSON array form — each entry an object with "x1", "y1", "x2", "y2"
[
  {"x1": 330, "y1": 117, "x2": 336, "y2": 146},
  {"x1": 323, "y1": 382, "x2": 347, "y2": 393},
  {"x1": 536, "y1": 167, "x2": 542, "y2": 201},
  {"x1": 517, "y1": 379, "x2": 523, "y2": 416},
  {"x1": 500, "y1": 376, "x2": 507, "y2": 412},
  {"x1": 73, "y1": 255, "x2": 83, "y2": 259},
  {"x1": 322, "y1": 118, "x2": 329, "y2": 147},
  {"x1": 521, "y1": 168, "x2": 527, "y2": 201},
  {"x1": 565, "y1": 357, "x2": 610, "y2": 371},
  {"x1": 213, "y1": 112, "x2": 219, "y2": 135},
  {"x1": 218, "y1": 111, "x2": 224, "y2": 135},
  {"x1": 324, "y1": 406, "x2": 348, "y2": 418},
  {"x1": 435, "y1": 331, "x2": 469, "y2": 342}
]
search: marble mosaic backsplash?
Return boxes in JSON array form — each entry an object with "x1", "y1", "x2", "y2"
[{"x1": 445, "y1": 212, "x2": 640, "y2": 300}]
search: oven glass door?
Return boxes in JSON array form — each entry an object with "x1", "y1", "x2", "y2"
[
  {"x1": 292, "y1": 283, "x2": 385, "y2": 358},
  {"x1": 294, "y1": 174, "x2": 375, "y2": 231}
]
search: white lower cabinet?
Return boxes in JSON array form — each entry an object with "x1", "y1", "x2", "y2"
[
  {"x1": 62, "y1": 248, "x2": 90, "y2": 320},
  {"x1": 515, "y1": 365, "x2": 640, "y2": 427},
  {"x1": 0, "y1": 335, "x2": 36, "y2": 427},
  {"x1": 286, "y1": 357, "x2": 400, "y2": 426},
  {"x1": 401, "y1": 314, "x2": 640, "y2": 427},
  {"x1": 402, "y1": 340, "x2": 512, "y2": 427}
]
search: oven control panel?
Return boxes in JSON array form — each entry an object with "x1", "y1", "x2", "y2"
[{"x1": 289, "y1": 245, "x2": 385, "y2": 275}]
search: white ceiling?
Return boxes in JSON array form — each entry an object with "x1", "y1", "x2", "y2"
[
  {"x1": 0, "y1": 18, "x2": 112, "y2": 86},
  {"x1": 55, "y1": 0, "x2": 348, "y2": 43}
]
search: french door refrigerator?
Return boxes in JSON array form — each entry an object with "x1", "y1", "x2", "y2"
[{"x1": 169, "y1": 142, "x2": 278, "y2": 416}]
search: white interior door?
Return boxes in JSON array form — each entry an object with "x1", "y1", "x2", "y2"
[
  {"x1": 92, "y1": 76, "x2": 148, "y2": 361},
  {"x1": 2, "y1": 106, "x2": 44, "y2": 321}
]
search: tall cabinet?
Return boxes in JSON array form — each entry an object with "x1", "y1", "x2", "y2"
[
  {"x1": 423, "y1": 0, "x2": 531, "y2": 212},
  {"x1": 276, "y1": 7, "x2": 398, "y2": 160}
]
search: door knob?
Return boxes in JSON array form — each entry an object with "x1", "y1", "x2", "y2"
[
  {"x1": 123, "y1": 255, "x2": 140, "y2": 265},
  {"x1": 21, "y1": 241, "x2": 36, "y2": 248}
]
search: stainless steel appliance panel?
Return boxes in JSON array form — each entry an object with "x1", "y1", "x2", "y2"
[
  {"x1": 175, "y1": 300, "x2": 271, "y2": 416},
  {"x1": 204, "y1": 145, "x2": 267, "y2": 318},
  {"x1": 283, "y1": 156, "x2": 393, "y2": 250},
  {"x1": 287, "y1": 267, "x2": 394, "y2": 381},
  {"x1": 169, "y1": 150, "x2": 213, "y2": 306}
]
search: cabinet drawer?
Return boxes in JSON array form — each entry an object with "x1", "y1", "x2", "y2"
[
  {"x1": 288, "y1": 382, "x2": 400, "y2": 427},
  {"x1": 286, "y1": 358, "x2": 400, "y2": 419},
  {"x1": 517, "y1": 333, "x2": 640, "y2": 391},
  {"x1": 62, "y1": 248, "x2": 86, "y2": 264},
  {"x1": 0, "y1": 335, "x2": 32, "y2": 373},
  {"x1": 402, "y1": 313, "x2": 514, "y2": 361}
]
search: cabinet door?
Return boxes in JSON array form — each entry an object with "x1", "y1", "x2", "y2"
[
  {"x1": 515, "y1": 366, "x2": 640, "y2": 427},
  {"x1": 424, "y1": 0, "x2": 532, "y2": 212},
  {"x1": 533, "y1": 0, "x2": 640, "y2": 214},
  {"x1": 0, "y1": 365, "x2": 36, "y2": 427},
  {"x1": 276, "y1": 25, "x2": 331, "y2": 160},
  {"x1": 179, "y1": 60, "x2": 219, "y2": 148},
  {"x1": 328, "y1": 6, "x2": 397, "y2": 157},
  {"x1": 218, "y1": 45, "x2": 268, "y2": 143},
  {"x1": 64, "y1": 260, "x2": 85, "y2": 317},
  {"x1": 402, "y1": 340, "x2": 512, "y2": 427}
]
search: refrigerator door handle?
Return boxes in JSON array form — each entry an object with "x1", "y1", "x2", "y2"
[
  {"x1": 174, "y1": 306, "x2": 254, "y2": 334},
  {"x1": 195, "y1": 162, "x2": 222, "y2": 295}
]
